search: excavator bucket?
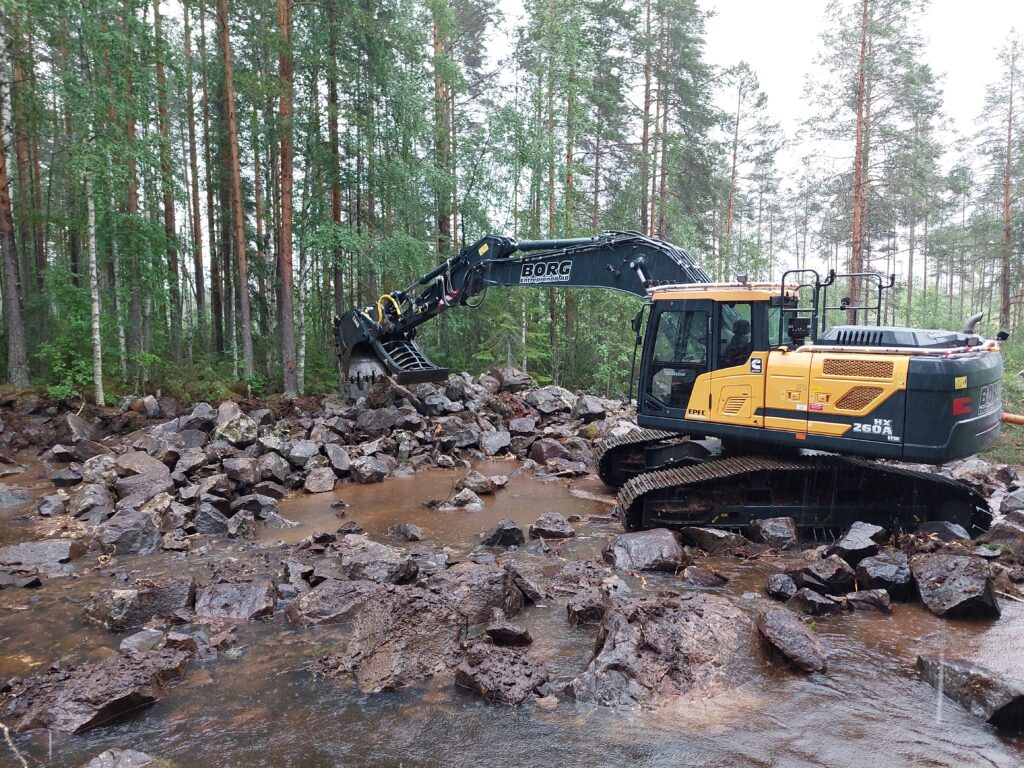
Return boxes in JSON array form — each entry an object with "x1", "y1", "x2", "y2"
[{"x1": 334, "y1": 310, "x2": 448, "y2": 391}]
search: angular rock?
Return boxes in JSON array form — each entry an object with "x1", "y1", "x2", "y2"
[
  {"x1": 386, "y1": 522, "x2": 422, "y2": 541},
  {"x1": 480, "y1": 430, "x2": 512, "y2": 456},
  {"x1": 482, "y1": 519, "x2": 525, "y2": 548},
  {"x1": 324, "y1": 443, "x2": 351, "y2": 475},
  {"x1": 490, "y1": 367, "x2": 532, "y2": 393},
  {"x1": 113, "y1": 471, "x2": 173, "y2": 506},
  {"x1": 337, "y1": 534, "x2": 418, "y2": 584},
  {"x1": 213, "y1": 402, "x2": 258, "y2": 446},
  {"x1": 981, "y1": 513, "x2": 1024, "y2": 559},
  {"x1": 747, "y1": 517, "x2": 799, "y2": 549},
  {"x1": 486, "y1": 616, "x2": 533, "y2": 646},
  {"x1": 603, "y1": 528, "x2": 685, "y2": 572},
  {"x1": 285, "y1": 578, "x2": 386, "y2": 626},
  {"x1": 827, "y1": 521, "x2": 887, "y2": 565},
  {"x1": 427, "y1": 561, "x2": 524, "y2": 623},
  {"x1": 572, "y1": 394, "x2": 606, "y2": 423},
  {"x1": 529, "y1": 512, "x2": 575, "y2": 539},
  {"x1": 194, "y1": 579, "x2": 277, "y2": 620},
  {"x1": 179, "y1": 402, "x2": 216, "y2": 431},
  {"x1": 0, "y1": 484, "x2": 31, "y2": 509},
  {"x1": 193, "y1": 503, "x2": 229, "y2": 535},
  {"x1": 86, "y1": 577, "x2": 196, "y2": 630},
  {"x1": 439, "y1": 487, "x2": 485, "y2": 511},
  {"x1": 350, "y1": 455, "x2": 388, "y2": 484},
  {"x1": 680, "y1": 526, "x2": 747, "y2": 555},
  {"x1": 230, "y1": 493, "x2": 279, "y2": 518},
  {"x1": 286, "y1": 439, "x2": 319, "y2": 468},
  {"x1": 119, "y1": 629, "x2": 167, "y2": 653},
  {"x1": 567, "y1": 587, "x2": 606, "y2": 625},
  {"x1": 911, "y1": 553, "x2": 1000, "y2": 619},
  {"x1": 755, "y1": 608, "x2": 828, "y2": 672},
  {"x1": 304, "y1": 467, "x2": 337, "y2": 494},
  {"x1": 37, "y1": 493, "x2": 67, "y2": 517},
  {"x1": 569, "y1": 592, "x2": 759, "y2": 709},
  {"x1": 679, "y1": 564, "x2": 729, "y2": 588},
  {"x1": 457, "y1": 469, "x2": 497, "y2": 495},
  {"x1": 115, "y1": 451, "x2": 169, "y2": 478},
  {"x1": 83, "y1": 748, "x2": 157, "y2": 768},
  {"x1": 856, "y1": 551, "x2": 913, "y2": 601},
  {"x1": 766, "y1": 573, "x2": 798, "y2": 601},
  {"x1": 0, "y1": 538, "x2": 86, "y2": 569},
  {"x1": 505, "y1": 564, "x2": 545, "y2": 604},
  {"x1": 529, "y1": 438, "x2": 569, "y2": 465},
  {"x1": 509, "y1": 417, "x2": 536, "y2": 435},
  {"x1": 455, "y1": 642, "x2": 549, "y2": 705},
  {"x1": 917, "y1": 655, "x2": 1024, "y2": 730},
  {"x1": 845, "y1": 588, "x2": 892, "y2": 613},
  {"x1": 56, "y1": 413, "x2": 99, "y2": 443},
  {"x1": 526, "y1": 385, "x2": 576, "y2": 414},
  {"x1": 52, "y1": 465, "x2": 83, "y2": 487},
  {"x1": 98, "y1": 510, "x2": 162, "y2": 556},
  {"x1": 1, "y1": 648, "x2": 190, "y2": 733},
  {"x1": 918, "y1": 520, "x2": 972, "y2": 542},
  {"x1": 790, "y1": 588, "x2": 848, "y2": 616},
  {"x1": 222, "y1": 457, "x2": 257, "y2": 487},
  {"x1": 787, "y1": 555, "x2": 857, "y2": 595}
]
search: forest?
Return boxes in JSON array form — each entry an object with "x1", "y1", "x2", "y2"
[{"x1": 0, "y1": 0, "x2": 1021, "y2": 404}]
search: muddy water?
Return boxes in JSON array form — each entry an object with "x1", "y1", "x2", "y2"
[{"x1": 1, "y1": 465, "x2": 1024, "y2": 767}]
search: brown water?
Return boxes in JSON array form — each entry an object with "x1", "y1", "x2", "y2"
[{"x1": 2, "y1": 463, "x2": 1024, "y2": 767}]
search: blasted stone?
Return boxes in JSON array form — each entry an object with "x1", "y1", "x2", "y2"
[
  {"x1": 82, "y1": 454, "x2": 119, "y2": 487},
  {"x1": 911, "y1": 553, "x2": 1000, "y2": 619},
  {"x1": 603, "y1": 528, "x2": 686, "y2": 572},
  {"x1": 509, "y1": 417, "x2": 537, "y2": 435},
  {"x1": 73, "y1": 440, "x2": 114, "y2": 463},
  {"x1": 529, "y1": 438, "x2": 569, "y2": 465},
  {"x1": 0, "y1": 648, "x2": 190, "y2": 734},
  {"x1": 856, "y1": 551, "x2": 914, "y2": 601},
  {"x1": 230, "y1": 494, "x2": 279, "y2": 519},
  {"x1": 174, "y1": 448, "x2": 208, "y2": 476},
  {"x1": 569, "y1": 592, "x2": 759, "y2": 709},
  {"x1": 313, "y1": 585, "x2": 463, "y2": 692},
  {"x1": 755, "y1": 608, "x2": 828, "y2": 673},
  {"x1": 193, "y1": 503, "x2": 229, "y2": 535},
  {"x1": 506, "y1": 564, "x2": 545, "y2": 604},
  {"x1": 52, "y1": 465, "x2": 83, "y2": 487},
  {"x1": 790, "y1": 588, "x2": 848, "y2": 616},
  {"x1": 486, "y1": 616, "x2": 533, "y2": 647},
  {"x1": 529, "y1": 512, "x2": 575, "y2": 539},
  {"x1": 119, "y1": 629, "x2": 167, "y2": 653},
  {"x1": 572, "y1": 394, "x2": 606, "y2": 423},
  {"x1": 0, "y1": 484, "x2": 31, "y2": 509},
  {"x1": 56, "y1": 413, "x2": 99, "y2": 443},
  {"x1": 38, "y1": 493, "x2": 67, "y2": 517},
  {"x1": 351, "y1": 455, "x2": 388, "y2": 484},
  {"x1": 287, "y1": 439, "x2": 319, "y2": 468},
  {"x1": 213, "y1": 402, "x2": 258, "y2": 446},
  {"x1": 482, "y1": 519, "x2": 525, "y2": 548},
  {"x1": 457, "y1": 470, "x2": 497, "y2": 495},
  {"x1": 82, "y1": 748, "x2": 157, "y2": 768},
  {"x1": 918, "y1": 520, "x2": 972, "y2": 542},
  {"x1": 113, "y1": 472, "x2": 173, "y2": 506},
  {"x1": 845, "y1": 588, "x2": 892, "y2": 612},
  {"x1": 337, "y1": 534, "x2": 419, "y2": 584},
  {"x1": 387, "y1": 523, "x2": 423, "y2": 541},
  {"x1": 325, "y1": 443, "x2": 351, "y2": 475},
  {"x1": 115, "y1": 451, "x2": 169, "y2": 478},
  {"x1": 285, "y1": 579, "x2": 386, "y2": 626},
  {"x1": 567, "y1": 587, "x2": 606, "y2": 625},
  {"x1": 99, "y1": 511, "x2": 162, "y2": 556},
  {"x1": 680, "y1": 526, "x2": 747, "y2": 555},
  {"x1": 179, "y1": 402, "x2": 216, "y2": 431},
  {"x1": 765, "y1": 573, "x2": 798, "y2": 601},
  {"x1": 304, "y1": 467, "x2": 337, "y2": 494},
  {"x1": 748, "y1": 517, "x2": 799, "y2": 549},
  {"x1": 490, "y1": 367, "x2": 533, "y2": 393},
  {"x1": 480, "y1": 430, "x2": 512, "y2": 456},
  {"x1": 194, "y1": 579, "x2": 277, "y2": 620},
  {"x1": 917, "y1": 655, "x2": 1024, "y2": 730},
  {"x1": 222, "y1": 457, "x2": 257, "y2": 487},
  {"x1": 982, "y1": 514, "x2": 1024, "y2": 559},
  {"x1": 86, "y1": 577, "x2": 196, "y2": 630},
  {"x1": 440, "y1": 488, "x2": 485, "y2": 511},
  {"x1": 428, "y1": 562, "x2": 524, "y2": 623},
  {"x1": 526, "y1": 385, "x2": 576, "y2": 414},
  {"x1": 256, "y1": 452, "x2": 290, "y2": 484},
  {"x1": 0, "y1": 538, "x2": 86, "y2": 569},
  {"x1": 455, "y1": 642, "x2": 549, "y2": 706},
  {"x1": 680, "y1": 565, "x2": 729, "y2": 588},
  {"x1": 787, "y1": 555, "x2": 857, "y2": 596},
  {"x1": 827, "y1": 521, "x2": 887, "y2": 565}
]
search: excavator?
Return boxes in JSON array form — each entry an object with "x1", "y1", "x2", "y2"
[{"x1": 334, "y1": 231, "x2": 1004, "y2": 537}]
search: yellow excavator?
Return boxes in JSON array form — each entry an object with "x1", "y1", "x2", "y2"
[{"x1": 334, "y1": 231, "x2": 1004, "y2": 536}]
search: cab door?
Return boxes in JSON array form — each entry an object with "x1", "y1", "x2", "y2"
[
  {"x1": 707, "y1": 301, "x2": 767, "y2": 427},
  {"x1": 638, "y1": 300, "x2": 714, "y2": 422}
]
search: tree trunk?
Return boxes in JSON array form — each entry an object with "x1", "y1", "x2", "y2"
[
  {"x1": 640, "y1": 0, "x2": 652, "y2": 233},
  {"x1": 432, "y1": 7, "x2": 451, "y2": 254},
  {"x1": 217, "y1": 0, "x2": 255, "y2": 378},
  {"x1": 155, "y1": 0, "x2": 181, "y2": 360},
  {"x1": 1000, "y1": 45, "x2": 1016, "y2": 330},
  {"x1": 184, "y1": 0, "x2": 206, "y2": 331},
  {"x1": 328, "y1": 0, "x2": 343, "y2": 319},
  {"x1": 121, "y1": 0, "x2": 144, "y2": 365},
  {"x1": 110, "y1": 195, "x2": 128, "y2": 379},
  {"x1": 85, "y1": 176, "x2": 104, "y2": 405},
  {"x1": 200, "y1": 0, "x2": 223, "y2": 353},
  {"x1": 906, "y1": 216, "x2": 915, "y2": 326},
  {"x1": 849, "y1": 0, "x2": 869, "y2": 311},
  {"x1": 276, "y1": 0, "x2": 298, "y2": 397},
  {"x1": 0, "y1": 89, "x2": 30, "y2": 387},
  {"x1": 725, "y1": 78, "x2": 742, "y2": 264}
]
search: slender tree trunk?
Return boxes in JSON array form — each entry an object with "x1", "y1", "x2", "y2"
[
  {"x1": 155, "y1": 0, "x2": 181, "y2": 360},
  {"x1": 432, "y1": 7, "x2": 451, "y2": 254},
  {"x1": 200, "y1": 0, "x2": 223, "y2": 353},
  {"x1": 85, "y1": 176, "x2": 104, "y2": 405},
  {"x1": 849, "y1": 0, "x2": 869, "y2": 310},
  {"x1": 658, "y1": 78, "x2": 668, "y2": 239},
  {"x1": 110, "y1": 195, "x2": 128, "y2": 378},
  {"x1": 276, "y1": 0, "x2": 298, "y2": 397},
  {"x1": 184, "y1": 0, "x2": 206, "y2": 331},
  {"x1": 592, "y1": 131, "x2": 601, "y2": 230},
  {"x1": 0, "y1": 86, "x2": 30, "y2": 387},
  {"x1": 725, "y1": 79, "x2": 742, "y2": 261},
  {"x1": 640, "y1": 0, "x2": 652, "y2": 233},
  {"x1": 120, "y1": 0, "x2": 144, "y2": 367},
  {"x1": 217, "y1": 0, "x2": 254, "y2": 378},
  {"x1": 328, "y1": 0, "x2": 343, "y2": 319},
  {"x1": 1000, "y1": 47, "x2": 1016, "y2": 330},
  {"x1": 906, "y1": 216, "x2": 915, "y2": 326}
]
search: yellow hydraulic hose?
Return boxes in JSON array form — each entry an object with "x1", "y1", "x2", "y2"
[{"x1": 376, "y1": 294, "x2": 402, "y2": 323}]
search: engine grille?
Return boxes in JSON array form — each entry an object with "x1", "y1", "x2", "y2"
[
  {"x1": 822, "y1": 358, "x2": 894, "y2": 378},
  {"x1": 721, "y1": 396, "x2": 748, "y2": 416},
  {"x1": 835, "y1": 385, "x2": 884, "y2": 410}
]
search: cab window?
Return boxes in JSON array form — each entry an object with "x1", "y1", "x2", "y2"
[
  {"x1": 718, "y1": 303, "x2": 753, "y2": 368},
  {"x1": 648, "y1": 309, "x2": 708, "y2": 407}
]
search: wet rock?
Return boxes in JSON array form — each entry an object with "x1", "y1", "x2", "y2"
[
  {"x1": 253, "y1": 480, "x2": 288, "y2": 500},
  {"x1": 38, "y1": 493, "x2": 67, "y2": 517},
  {"x1": 845, "y1": 588, "x2": 892, "y2": 612},
  {"x1": 98, "y1": 510, "x2": 162, "y2": 556},
  {"x1": 0, "y1": 484, "x2": 31, "y2": 509},
  {"x1": 856, "y1": 551, "x2": 914, "y2": 601},
  {"x1": 457, "y1": 469, "x2": 498, "y2": 495},
  {"x1": 0, "y1": 538, "x2": 86, "y2": 570},
  {"x1": 1002, "y1": 488, "x2": 1024, "y2": 515},
  {"x1": 350, "y1": 455, "x2": 388, "y2": 484},
  {"x1": 119, "y1": 629, "x2": 167, "y2": 653},
  {"x1": 787, "y1": 555, "x2": 857, "y2": 596},
  {"x1": 52, "y1": 465, "x2": 84, "y2": 487},
  {"x1": 387, "y1": 523, "x2": 423, "y2": 541},
  {"x1": 285, "y1": 579, "x2": 386, "y2": 626},
  {"x1": 526, "y1": 385, "x2": 576, "y2": 414},
  {"x1": 230, "y1": 493, "x2": 279, "y2": 519},
  {"x1": 179, "y1": 402, "x2": 216, "y2": 431},
  {"x1": 918, "y1": 520, "x2": 972, "y2": 542},
  {"x1": 256, "y1": 452, "x2": 290, "y2": 484},
  {"x1": 981, "y1": 512, "x2": 1024, "y2": 559},
  {"x1": 486, "y1": 614, "x2": 533, "y2": 646},
  {"x1": 303, "y1": 467, "x2": 337, "y2": 494},
  {"x1": 439, "y1": 487, "x2": 484, "y2": 511},
  {"x1": 82, "y1": 454, "x2": 119, "y2": 487},
  {"x1": 603, "y1": 528, "x2": 685, "y2": 572},
  {"x1": 226, "y1": 509, "x2": 256, "y2": 538},
  {"x1": 213, "y1": 401, "x2": 258, "y2": 446},
  {"x1": 490, "y1": 367, "x2": 533, "y2": 393},
  {"x1": 529, "y1": 512, "x2": 575, "y2": 539},
  {"x1": 313, "y1": 585, "x2": 462, "y2": 692},
  {"x1": 194, "y1": 579, "x2": 277, "y2": 620},
  {"x1": 86, "y1": 577, "x2": 196, "y2": 630},
  {"x1": 0, "y1": 572, "x2": 42, "y2": 589},
  {"x1": 567, "y1": 587, "x2": 606, "y2": 625},
  {"x1": 827, "y1": 521, "x2": 887, "y2": 565},
  {"x1": 428, "y1": 561, "x2": 524, "y2": 623},
  {"x1": 83, "y1": 748, "x2": 158, "y2": 767},
  {"x1": 1, "y1": 648, "x2": 190, "y2": 733},
  {"x1": 480, "y1": 430, "x2": 512, "y2": 456},
  {"x1": 766, "y1": 574, "x2": 798, "y2": 601},
  {"x1": 790, "y1": 588, "x2": 848, "y2": 616},
  {"x1": 747, "y1": 517, "x2": 799, "y2": 549},
  {"x1": 572, "y1": 394, "x2": 606, "y2": 423},
  {"x1": 910, "y1": 553, "x2": 1000, "y2": 619},
  {"x1": 509, "y1": 417, "x2": 536, "y2": 435},
  {"x1": 680, "y1": 564, "x2": 729, "y2": 587},
  {"x1": 482, "y1": 519, "x2": 525, "y2": 548},
  {"x1": 324, "y1": 443, "x2": 351, "y2": 475},
  {"x1": 755, "y1": 608, "x2": 827, "y2": 673},
  {"x1": 115, "y1": 451, "x2": 169, "y2": 478},
  {"x1": 193, "y1": 503, "x2": 229, "y2": 535},
  {"x1": 680, "y1": 526, "x2": 747, "y2": 555},
  {"x1": 917, "y1": 655, "x2": 1024, "y2": 730},
  {"x1": 113, "y1": 471, "x2": 173, "y2": 507},
  {"x1": 505, "y1": 564, "x2": 545, "y2": 604},
  {"x1": 337, "y1": 534, "x2": 419, "y2": 584},
  {"x1": 56, "y1": 413, "x2": 99, "y2": 443},
  {"x1": 529, "y1": 438, "x2": 569, "y2": 465},
  {"x1": 569, "y1": 592, "x2": 759, "y2": 709},
  {"x1": 456, "y1": 642, "x2": 549, "y2": 706}
]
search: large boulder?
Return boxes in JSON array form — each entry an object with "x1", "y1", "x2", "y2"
[
  {"x1": 568, "y1": 592, "x2": 759, "y2": 709},
  {"x1": 285, "y1": 579, "x2": 386, "y2": 627},
  {"x1": 455, "y1": 642, "x2": 549, "y2": 706},
  {"x1": 304, "y1": 467, "x2": 337, "y2": 494},
  {"x1": 194, "y1": 579, "x2": 277, "y2": 620},
  {"x1": 350, "y1": 456, "x2": 388, "y2": 484},
  {"x1": 480, "y1": 430, "x2": 512, "y2": 456},
  {"x1": 313, "y1": 585, "x2": 463, "y2": 692},
  {"x1": 490, "y1": 367, "x2": 533, "y2": 393},
  {"x1": 603, "y1": 528, "x2": 686, "y2": 572},
  {"x1": 213, "y1": 402, "x2": 258, "y2": 446},
  {"x1": 787, "y1": 555, "x2": 856, "y2": 596},
  {"x1": 747, "y1": 517, "x2": 799, "y2": 549},
  {"x1": 529, "y1": 512, "x2": 575, "y2": 539},
  {"x1": 56, "y1": 413, "x2": 99, "y2": 443},
  {"x1": 336, "y1": 534, "x2": 418, "y2": 584},
  {"x1": 529, "y1": 438, "x2": 569, "y2": 465},
  {"x1": 86, "y1": 577, "x2": 197, "y2": 630},
  {"x1": 526, "y1": 385, "x2": 576, "y2": 414},
  {"x1": 482, "y1": 519, "x2": 525, "y2": 548},
  {"x1": 910, "y1": 553, "x2": 1000, "y2": 619},
  {"x1": 0, "y1": 538, "x2": 86, "y2": 570},
  {"x1": 917, "y1": 655, "x2": 1024, "y2": 730},
  {"x1": 1, "y1": 648, "x2": 190, "y2": 733},
  {"x1": 856, "y1": 551, "x2": 914, "y2": 601},
  {"x1": 97, "y1": 510, "x2": 162, "y2": 556},
  {"x1": 755, "y1": 608, "x2": 828, "y2": 673},
  {"x1": 427, "y1": 562, "x2": 524, "y2": 623},
  {"x1": 827, "y1": 521, "x2": 887, "y2": 565},
  {"x1": 981, "y1": 511, "x2": 1024, "y2": 559},
  {"x1": 765, "y1": 573, "x2": 798, "y2": 601},
  {"x1": 324, "y1": 443, "x2": 351, "y2": 475},
  {"x1": 572, "y1": 394, "x2": 606, "y2": 423},
  {"x1": 680, "y1": 526, "x2": 747, "y2": 555}
]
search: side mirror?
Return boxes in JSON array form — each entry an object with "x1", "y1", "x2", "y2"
[{"x1": 631, "y1": 309, "x2": 644, "y2": 335}]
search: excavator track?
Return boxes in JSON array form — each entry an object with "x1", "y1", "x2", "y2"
[
  {"x1": 617, "y1": 454, "x2": 991, "y2": 537},
  {"x1": 595, "y1": 429, "x2": 706, "y2": 487}
]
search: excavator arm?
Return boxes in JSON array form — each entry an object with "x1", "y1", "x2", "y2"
[{"x1": 334, "y1": 230, "x2": 711, "y2": 387}]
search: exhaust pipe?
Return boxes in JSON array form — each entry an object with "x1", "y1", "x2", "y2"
[{"x1": 962, "y1": 312, "x2": 984, "y2": 334}]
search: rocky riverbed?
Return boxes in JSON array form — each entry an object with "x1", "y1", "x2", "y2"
[{"x1": 1, "y1": 371, "x2": 1024, "y2": 767}]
